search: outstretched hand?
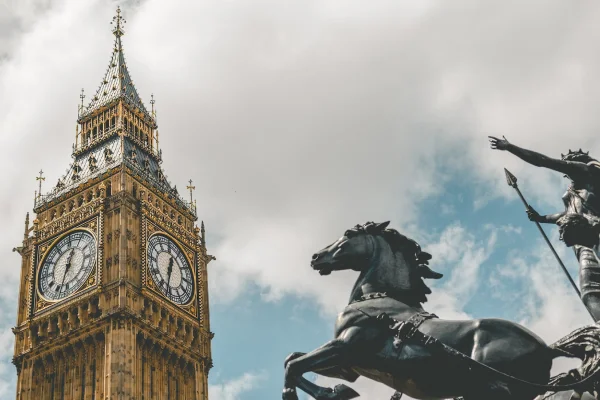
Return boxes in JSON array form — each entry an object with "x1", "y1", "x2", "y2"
[{"x1": 488, "y1": 136, "x2": 511, "y2": 151}]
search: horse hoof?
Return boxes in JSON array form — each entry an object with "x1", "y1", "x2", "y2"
[
  {"x1": 282, "y1": 387, "x2": 299, "y2": 400},
  {"x1": 317, "y1": 384, "x2": 359, "y2": 400}
]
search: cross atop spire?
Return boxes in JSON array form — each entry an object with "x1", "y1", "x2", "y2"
[
  {"x1": 78, "y1": 88, "x2": 85, "y2": 116},
  {"x1": 36, "y1": 170, "x2": 45, "y2": 200},
  {"x1": 79, "y1": 6, "x2": 151, "y2": 121},
  {"x1": 111, "y1": 6, "x2": 125, "y2": 38},
  {"x1": 187, "y1": 179, "x2": 196, "y2": 204}
]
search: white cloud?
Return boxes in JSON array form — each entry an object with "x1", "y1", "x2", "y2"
[
  {"x1": 208, "y1": 371, "x2": 267, "y2": 400},
  {"x1": 421, "y1": 223, "x2": 497, "y2": 319},
  {"x1": 4, "y1": 0, "x2": 600, "y2": 397}
]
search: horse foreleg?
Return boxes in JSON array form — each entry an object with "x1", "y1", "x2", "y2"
[
  {"x1": 284, "y1": 351, "x2": 360, "y2": 400},
  {"x1": 284, "y1": 331, "x2": 361, "y2": 400},
  {"x1": 285, "y1": 352, "x2": 360, "y2": 382}
]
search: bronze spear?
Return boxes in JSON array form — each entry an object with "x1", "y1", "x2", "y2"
[{"x1": 503, "y1": 168, "x2": 594, "y2": 321}]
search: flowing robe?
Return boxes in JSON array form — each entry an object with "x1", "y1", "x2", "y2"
[{"x1": 563, "y1": 161, "x2": 600, "y2": 298}]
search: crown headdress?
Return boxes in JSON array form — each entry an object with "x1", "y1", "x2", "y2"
[{"x1": 561, "y1": 148, "x2": 590, "y2": 161}]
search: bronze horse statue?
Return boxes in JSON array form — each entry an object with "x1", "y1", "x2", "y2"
[{"x1": 283, "y1": 221, "x2": 600, "y2": 400}]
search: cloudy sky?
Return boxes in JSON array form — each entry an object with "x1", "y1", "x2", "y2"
[{"x1": 2, "y1": 0, "x2": 600, "y2": 398}]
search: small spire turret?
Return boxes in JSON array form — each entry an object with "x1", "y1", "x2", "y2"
[{"x1": 23, "y1": 212, "x2": 29, "y2": 240}]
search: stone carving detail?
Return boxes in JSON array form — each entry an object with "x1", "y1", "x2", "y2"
[
  {"x1": 36, "y1": 201, "x2": 102, "y2": 241},
  {"x1": 143, "y1": 204, "x2": 197, "y2": 248}
]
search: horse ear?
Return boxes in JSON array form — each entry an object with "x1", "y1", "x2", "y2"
[{"x1": 377, "y1": 221, "x2": 390, "y2": 231}]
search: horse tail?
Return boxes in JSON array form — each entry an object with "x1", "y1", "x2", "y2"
[
  {"x1": 548, "y1": 324, "x2": 600, "y2": 360},
  {"x1": 547, "y1": 346, "x2": 577, "y2": 359},
  {"x1": 544, "y1": 324, "x2": 600, "y2": 394}
]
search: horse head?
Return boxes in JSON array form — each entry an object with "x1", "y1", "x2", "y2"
[{"x1": 311, "y1": 221, "x2": 443, "y2": 304}]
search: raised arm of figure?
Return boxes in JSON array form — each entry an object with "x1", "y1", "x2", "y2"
[
  {"x1": 489, "y1": 136, "x2": 600, "y2": 180},
  {"x1": 527, "y1": 206, "x2": 565, "y2": 224}
]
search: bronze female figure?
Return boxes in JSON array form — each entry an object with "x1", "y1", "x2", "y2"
[{"x1": 489, "y1": 136, "x2": 600, "y2": 321}]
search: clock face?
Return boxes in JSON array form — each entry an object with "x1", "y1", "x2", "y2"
[
  {"x1": 147, "y1": 234, "x2": 194, "y2": 305},
  {"x1": 39, "y1": 230, "x2": 97, "y2": 301}
]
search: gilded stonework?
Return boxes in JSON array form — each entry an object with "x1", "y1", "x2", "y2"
[{"x1": 142, "y1": 199, "x2": 198, "y2": 248}]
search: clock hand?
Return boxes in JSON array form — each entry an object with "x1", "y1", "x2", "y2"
[
  {"x1": 60, "y1": 249, "x2": 75, "y2": 289},
  {"x1": 167, "y1": 256, "x2": 174, "y2": 295}
]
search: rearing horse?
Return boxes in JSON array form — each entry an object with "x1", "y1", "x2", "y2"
[{"x1": 282, "y1": 221, "x2": 597, "y2": 400}]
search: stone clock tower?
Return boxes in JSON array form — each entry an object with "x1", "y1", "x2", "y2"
[{"x1": 12, "y1": 7, "x2": 214, "y2": 399}]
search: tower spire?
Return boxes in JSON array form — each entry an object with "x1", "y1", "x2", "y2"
[{"x1": 80, "y1": 6, "x2": 150, "y2": 121}]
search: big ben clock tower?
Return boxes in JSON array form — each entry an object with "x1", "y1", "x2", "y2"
[{"x1": 12, "y1": 7, "x2": 214, "y2": 399}]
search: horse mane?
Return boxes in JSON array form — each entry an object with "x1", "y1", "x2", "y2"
[{"x1": 348, "y1": 222, "x2": 443, "y2": 304}]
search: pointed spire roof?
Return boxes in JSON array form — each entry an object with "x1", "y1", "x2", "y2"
[{"x1": 80, "y1": 6, "x2": 151, "y2": 120}]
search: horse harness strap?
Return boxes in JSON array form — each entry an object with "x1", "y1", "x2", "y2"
[
  {"x1": 352, "y1": 293, "x2": 599, "y2": 392},
  {"x1": 377, "y1": 312, "x2": 439, "y2": 348},
  {"x1": 352, "y1": 292, "x2": 439, "y2": 346}
]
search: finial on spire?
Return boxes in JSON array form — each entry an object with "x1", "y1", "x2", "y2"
[
  {"x1": 36, "y1": 170, "x2": 45, "y2": 198},
  {"x1": 111, "y1": 6, "x2": 126, "y2": 38},
  {"x1": 201, "y1": 221, "x2": 206, "y2": 245},
  {"x1": 150, "y1": 93, "x2": 155, "y2": 116},
  {"x1": 78, "y1": 88, "x2": 86, "y2": 118},
  {"x1": 187, "y1": 179, "x2": 196, "y2": 204}
]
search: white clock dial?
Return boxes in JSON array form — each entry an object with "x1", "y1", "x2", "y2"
[
  {"x1": 147, "y1": 234, "x2": 194, "y2": 305},
  {"x1": 39, "y1": 230, "x2": 97, "y2": 301}
]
